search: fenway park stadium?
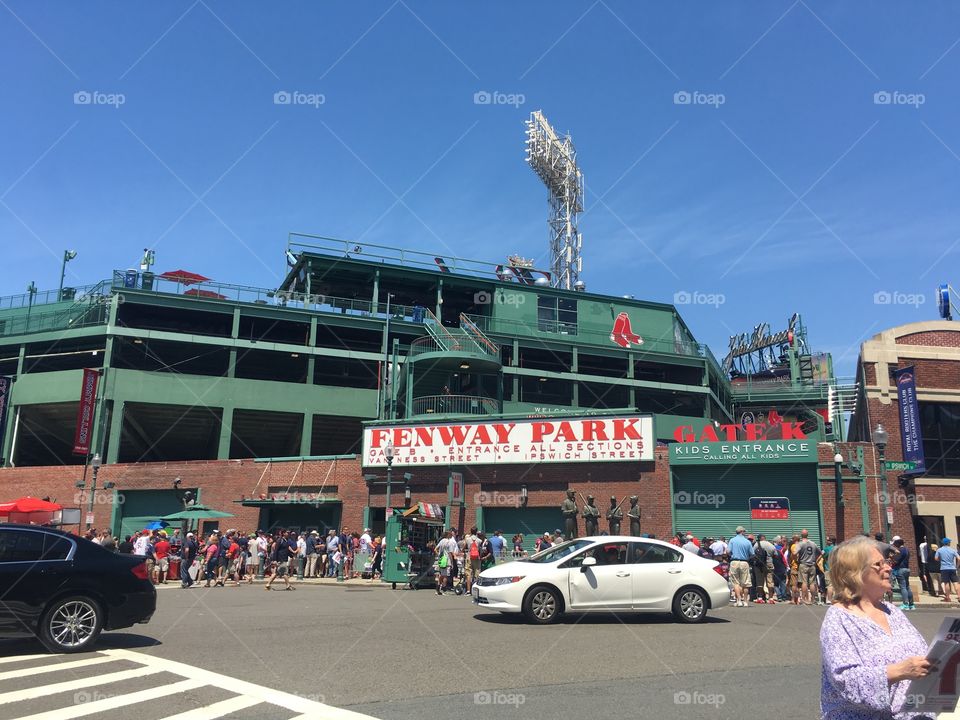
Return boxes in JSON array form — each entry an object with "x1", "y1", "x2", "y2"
[{"x1": 1, "y1": 232, "x2": 953, "y2": 557}]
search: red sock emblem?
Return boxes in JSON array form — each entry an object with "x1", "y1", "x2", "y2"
[{"x1": 610, "y1": 313, "x2": 629, "y2": 348}]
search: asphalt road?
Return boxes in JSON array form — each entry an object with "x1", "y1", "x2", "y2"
[{"x1": 1, "y1": 583, "x2": 958, "y2": 720}]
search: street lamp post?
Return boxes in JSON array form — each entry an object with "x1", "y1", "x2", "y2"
[
  {"x1": 59, "y1": 250, "x2": 77, "y2": 301},
  {"x1": 384, "y1": 442, "x2": 395, "y2": 512},
  {"x1": 873, "y1": 423, "x2": 890, "y2": 539},
  {"x1": 25, "y1": 281, "x2": 37, "y2": 331},
  {"x1": 86, "y1": 453, "x2": 101, "y2": 530},
  {"x1": 833, "y1": 451, "x2": 845, "y2": 541}
]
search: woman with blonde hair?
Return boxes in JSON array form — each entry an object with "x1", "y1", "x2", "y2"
[{"x1": 820, "y1": 536, "x2": 935, "y2": 719}]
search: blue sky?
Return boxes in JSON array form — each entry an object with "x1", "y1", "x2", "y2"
[{"x1": 2, "y1": 1, "x2": 959, "y2": 377}]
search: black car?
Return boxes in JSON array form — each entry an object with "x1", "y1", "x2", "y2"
[{"x1": 0, "y1": 524, "x2": 156, "y2": 653}]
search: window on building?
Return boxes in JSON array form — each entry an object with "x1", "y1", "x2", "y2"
[
  {"x1": 920, "y1": 402, "x2": 960, "y2": 477},
  {"x1": 536, "y1": 297, "x2": 577, "y2": 335}
]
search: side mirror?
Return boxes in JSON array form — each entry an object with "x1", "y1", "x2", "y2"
[{"x1": 580, "y1": 556, "x2": 597, "y2": 572}]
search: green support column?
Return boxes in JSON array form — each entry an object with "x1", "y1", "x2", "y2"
[
  {"x1": 571, "y1": 348, "x2": 579, "y2": 408},
  {"x1": 512, "y1": 339, "x2": 519, "y2": 402},
  {"x1": 227, "y1": 350, "x2": 237, "y2": 379},
  {"x1": 91, "y1": 337, "x2": 115, "y2": 459},
  {"x1": 218, "y1": 407, "x2": 234, "y2": 459},
  {"x1": 231, "y1": 308, "x2": 240, "y2": 338},
  {"x1": 435, "y1": 279, "x2": 443, "y2": 319},
  {"x1": 372, "y1": 269, "x2": 380, "y2": 315},
  {"x1": 106, "y1": 400, "x2": 124, "y2": 464},
  {"x1": 2, "y1": 344, "x2": 26, "y2": 466},
  {"x1": 300, "y1": 412, "x2": 312, "y2": 457}
]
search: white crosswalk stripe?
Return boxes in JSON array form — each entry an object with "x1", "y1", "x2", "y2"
[{"x1": 0, "y1": 648, "x2": 379, "y2": 720}]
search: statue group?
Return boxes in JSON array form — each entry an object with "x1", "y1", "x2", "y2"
[{"x1": 560, "y1": 491, "x2": 641, "y2": 537}]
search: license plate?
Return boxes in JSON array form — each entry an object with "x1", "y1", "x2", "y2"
[{"x1": 472, "y1": 586, "x2": 479, "y2": 600}]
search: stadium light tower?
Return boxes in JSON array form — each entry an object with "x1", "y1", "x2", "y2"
[{"x1": 525, "y1": 110, "x2": 584, "y2": 290}]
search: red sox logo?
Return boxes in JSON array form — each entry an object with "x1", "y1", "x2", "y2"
[{"x1": 610, "y1": 312, "x2": 644, "y2": 349}]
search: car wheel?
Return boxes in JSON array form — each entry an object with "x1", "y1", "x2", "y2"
[
  {"x1": 672, "y1": 587, "x2": 708, "y2": 624},
  {"x1": 523, "y1": 585, "x2": 562, "y2": 624},
  {"x1": 39, "y1": 596, "x2": 103, "y2": 653}
]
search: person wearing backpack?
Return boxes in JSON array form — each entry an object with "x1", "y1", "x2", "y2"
[
  {"x1": 463, "y1": 526, "x2": 482, "y2": 593},
  {"x1": 771, "y1": 536, "x2": 788, "y2": 601},
  {"x1": 749, "y1": 535, "x2": 770, "y2": 603},
  {"x1": 478, "y1": 532, "x2": 495, "y2": 571}
]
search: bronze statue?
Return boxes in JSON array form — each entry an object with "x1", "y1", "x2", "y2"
[
  {"x1": 582, "y1": 495, "x2": 600, "y2": 536},
  {"x1": 606, "y1": 496, "x2": 623, "y2": 535},
  {"x1": 561, "y1": 490, "x2": 578, "y2": 539},
  {"x1": 627, "y1": 495, "x2": 641, "y2": 536}
]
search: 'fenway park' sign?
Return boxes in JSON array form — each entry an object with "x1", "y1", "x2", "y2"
[{"x1": 362, "y1": 415, "x2": 654, "y2": 467}]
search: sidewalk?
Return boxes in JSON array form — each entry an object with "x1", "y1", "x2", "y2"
[{"x1": 154, "y1": 576, "x2": 392, "y2": 590}]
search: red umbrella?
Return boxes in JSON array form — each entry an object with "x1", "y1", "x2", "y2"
[
  {"x1": 158, "y1": 269, "x2": 210, "y2": 285},
  {"x1": 0, "y1": 497, "x2": 63, "y2": 515},
  {"x1": 183, "y1": 288, "x2": 227, "y2": 299}
]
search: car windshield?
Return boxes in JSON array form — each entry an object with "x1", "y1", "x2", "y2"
[{"x1": 525, "y1": 539, "x2": 593, "y2": 564}]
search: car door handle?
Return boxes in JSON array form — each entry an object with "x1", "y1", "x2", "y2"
[
  {"x1": 616, "y1": 571, "x2": 631, "y2": 577},
  {"x1": 667, "y1": 569, "x2": 682, "y2": 574}
]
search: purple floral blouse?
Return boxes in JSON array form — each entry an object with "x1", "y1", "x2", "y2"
[{"x1": 820, "y1": 603, "x2": 933, "y2": 720}]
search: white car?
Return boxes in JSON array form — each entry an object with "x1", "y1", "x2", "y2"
[{"x1": 472, "y1": 536, "x2": 729, "y2": 624}]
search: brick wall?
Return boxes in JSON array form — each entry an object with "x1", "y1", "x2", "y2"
[
  {"x1": 895, "y1": 330, "x2": 960, "y2": 347},
  {"x1": 4, "y1": 444, "x2": 893, "y2": 553}
]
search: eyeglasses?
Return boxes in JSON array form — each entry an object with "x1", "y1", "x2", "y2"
[{"x1": 868, "y1": 561, "x2": 887, "y2": 573}]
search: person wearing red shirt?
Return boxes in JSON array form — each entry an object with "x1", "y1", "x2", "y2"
[{"x1": 153, "y1": 532, "x2": 172, "y2": 584}]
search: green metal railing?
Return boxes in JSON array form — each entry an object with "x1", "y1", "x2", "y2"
[
  {"x1": 288, "y1": 233, "x2": 512, "y2": 279},
  {"x1": 411, "y1": 394, "x2": 500, "y2": 416},
  {"x1": 0, "y1": 281, "x2": 105, "y2": 310}
]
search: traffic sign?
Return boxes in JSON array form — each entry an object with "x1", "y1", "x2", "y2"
[{"x1": 885, "y1": 460, "x2": 920, "y2": 472}]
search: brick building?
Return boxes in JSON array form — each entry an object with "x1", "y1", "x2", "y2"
[{"x1": 849, "y1": 320, "x2": 960, "y2": 557}]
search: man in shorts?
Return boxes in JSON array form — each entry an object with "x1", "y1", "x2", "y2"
[
  {"x1": 936, "y1": 537, "x2": 958, "y2": 603},
  {"x1": 153, "y1": 531, "x2": 171, "y2": 584},
  {"x1": 728, "y1": 526, "x2": 754, "y2": 607},
  {"x1": 794, "y1": 529, "x2": 820, "y2": 605},
  {"x1": 462, "y1": 526, "x2": 482, "y2": 593}
]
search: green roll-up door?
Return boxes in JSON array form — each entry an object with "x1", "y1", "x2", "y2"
[
  {"x1": 673, "y1": 464, "x2": 822, "y2": 547},
  {"x1": 116, "y1": 489, "x2": 196, "y2": 538},
  {"x1": 483, "y1": 507, "x2": 563, "y2": 555}
]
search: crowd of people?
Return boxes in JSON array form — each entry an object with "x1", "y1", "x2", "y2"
[
  {"x1": 668, "y1": 526, "x2": 926, "y2": 611},
  {"x1": 83, "y1": 526, "x2": 389, "y2": 589}
]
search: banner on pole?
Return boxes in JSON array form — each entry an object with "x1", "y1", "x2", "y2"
[
  {"x1": 72, "y1": 369, "x2": 99, "y2": 456},
  {"x1": 893, "y1": 366, "x2": 926, "y2": 474}
]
